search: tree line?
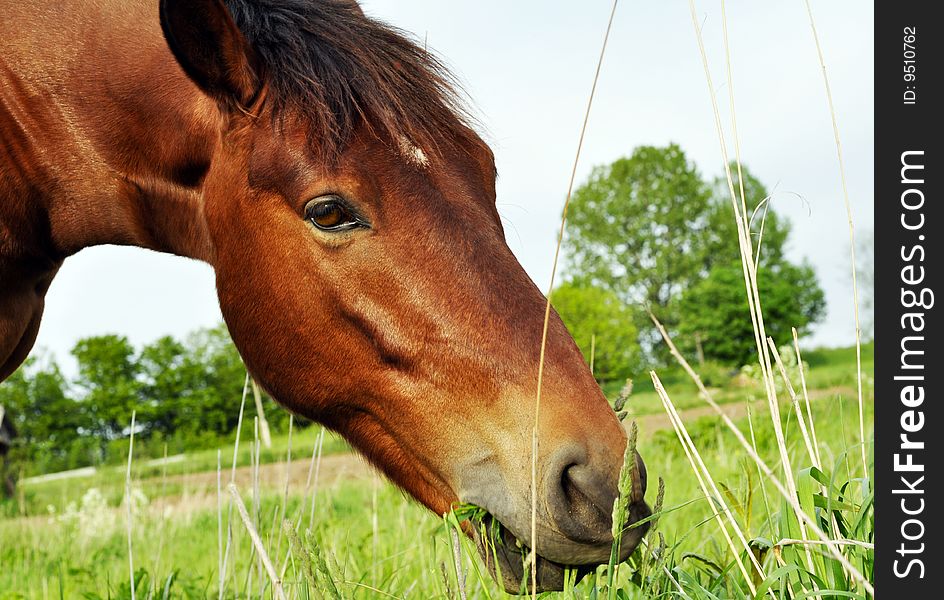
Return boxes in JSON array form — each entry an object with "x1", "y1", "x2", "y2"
[{"x1": 0, "y1": 325, "x2": 296, "y2": 475}]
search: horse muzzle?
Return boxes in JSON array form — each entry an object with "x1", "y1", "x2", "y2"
[{"x1": 461, "y1": 447, "x2": 652, "y2": 593}]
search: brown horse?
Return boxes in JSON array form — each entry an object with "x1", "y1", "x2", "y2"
[{"x1": 0, "y1": 0, "x2": 650, "y2": 591}]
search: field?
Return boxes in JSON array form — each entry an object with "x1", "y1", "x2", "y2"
[{"x1": 0, "y1": 343, "x2": 874, "y2": 599}]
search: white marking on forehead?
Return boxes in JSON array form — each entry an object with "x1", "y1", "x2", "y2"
[{"x1": 398, "y1": 136, "x2": 429, "y2": 167}]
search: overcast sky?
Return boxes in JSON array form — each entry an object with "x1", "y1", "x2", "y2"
[{"x1": 29, "y1": 0, "x2": 874, "y2": 376}]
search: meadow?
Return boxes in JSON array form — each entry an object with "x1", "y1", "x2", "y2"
[{"x1": 0, "y1": 343, "x2": 874, "y2": 599}]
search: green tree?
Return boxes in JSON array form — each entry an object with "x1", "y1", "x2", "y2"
[
  {"x1": 138, "y1": 335, "x2": 192, "y2": 437},
  {"x1": 186, "y1": 325, "x2": 253, "y2": 435},
  {"x1": 0, "y1": 356, "x2": 91, "y2": 473},
  {"x1": 0, "y1": 324, "x2": 302, "y2": 474},
  {"x1": 674, "y1": 260, "x2": 826, "y2": 365},
  {"x1": 136, "y1": 326, "x2": 249, "y2": 443},
  {"x1": 564, "y1": 145, "x2": 796, "y2": 357},
  {"x1": 72, "y1": 335, "x2": 142, "y2": 440},
  {"x1": 169, "y1": 324, "x2": 293, "y2": 440},
  {"x1": 565, "y1": 145, "x2": 714, "y2": 310},
  {"x1": 552, "y1": 282, "x2": 640, "y2": 382}
]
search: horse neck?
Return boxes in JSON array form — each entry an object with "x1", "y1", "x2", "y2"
[
  {"x1": 0, "y1": 0, "x2": 225, "y2": 381},
  {"x1": 0, "y1": 0, "x2": 220, "y2": 267}
]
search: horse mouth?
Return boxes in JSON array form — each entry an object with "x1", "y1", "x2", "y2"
[
  {"x1": 469, "y1": 510, "x2": 650, "y2": 594},
  {"x1": 470, "y1": 514, "x2": 580, "y2": 594}
]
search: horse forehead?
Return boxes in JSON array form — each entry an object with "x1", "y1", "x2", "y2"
[
  {"x1": 397, "y1": 136, "x2": 429, "y2": 168},
  {"x1": 239, "y1": 126, "x2": 488, "y2": 212},
  {"x1": 249, "y1": 128, "x2": 417, "y2": 175}
]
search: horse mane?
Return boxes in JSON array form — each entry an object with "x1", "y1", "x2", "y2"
[{"x1": 224, "y1": 0, "x2": 483, "y2": 161}]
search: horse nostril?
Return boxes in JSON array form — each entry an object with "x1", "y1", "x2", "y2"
[
  {"x1": 632, "y1": 449, "x2": 649, "y2": 505},
  {"x1": 562, "y1": 465, "x2": 609, "y2": 527},
  {"x1": 546, "y1": 444, "x2": 650, "y2": 548},
  {"x1": 548, "y1": 455, "x2": 614, "y2": 545}
]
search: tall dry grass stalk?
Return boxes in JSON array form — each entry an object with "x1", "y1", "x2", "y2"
[
  {"x1": 216, "y1": 449, "x2": 223, "y2": 596},
  {"x1": 792, "y1": 328, "x2": 822, "y2": 468},
  {"x1": 746, "y1": 407, "x2": 774, "y2": 523},
  {"x1": 803, "y1": 0, "x2": 869, "y2": 478},
  {"x1": 768, "y1": 335, "x2": 849, "y2": 580},
  {"x1": 776, "y1": 538, "x2": 874, "y2": 551},
  {"x1": 273, "y1": 415, "x2": 294, "y2": 565},
  {"x1": 228, "y1": 483, "x2": 289, "y2": 600},
  {"x1": 125, "y1": 410, "x2": 137, "y2": 600},
  {"x1": 720, "y1": 0, "x2": 750, "y2": 246},
  {"x1": 279, "y1": 426, "x2": 326, "y2": 582},
  {"x1": 244, "y1": 432, "x2": 256, "y2": 597},
  {"x1": 649, "y1": 374, "x2": 766, "y2": 597},
  {"x1": 687, "y1": 0, "x2": 808, "y2": 556},
  {"x1": 529, "y1": 1, "x2": 619, "y2": 594},
  {"x1": 251, "y1": 379, "x2": 273, "y2": 449},
  {"x1": 766, "y1": 338, "x2": 819, "y2": 470},
  {"x1": 151, "y1": 443, "x2": 170, "y2": 599},
  {"x1": 649, "y1": 314, "x2": 874, "y2": 594},
  {"x1": 450, "y1": 528, "x2": 469, "y2": 600},
  {"x1": 219, "y1": 372, "x2": 250, "y2": 599},
  {"x1": 252, "y1": 417, "x2": 262, "y2": 596},
  {"x1": 371, "y1": 470, "x2": 379, "y2": 587},
  {"x1": 308, "y1": 427, "x2": 326, "y2": 531}
]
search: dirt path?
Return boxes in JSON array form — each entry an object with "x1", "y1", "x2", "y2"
[
  {"x1": 149, "y1": 385, "x2": 851, "y2": 507},
  {"x1": 168, "y1": 449, "x2": 376, "y2": 493},
  {"x1": 633, "y1": 386, "x2": 847, "y2": 432}
]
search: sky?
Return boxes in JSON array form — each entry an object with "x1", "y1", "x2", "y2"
[{"x1": 28, "y1": 0, "x2": 874, "y2": 376}]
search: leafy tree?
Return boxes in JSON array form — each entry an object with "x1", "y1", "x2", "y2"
[
  {"x1": 564, "y1": 144, "x2": 714, "y2": 311},
  {"x1": 185, "y1": 325, "x2": 255, "y2": 435},
  {"x1": 674, "y1": 260, "x2": 826, "y2": 365},
  {"x1": 72, "y1": 335, "x2": 142, "y2": 440},
  {"x1": 564, "y1": 144, "x2": 800, "y2": 358},
  {"x1": 138, "y1": 335, "x2": 193, "y2": 437},
  {"x1": 552, "y1": 282, "x2": 640, "y2": 382},
  {"x1": 163, "y1": 324, "x2": 294, "y2": 439},
  {"x1": 0, "y1": 356, "x2": 91, "y2": 473},
  {"x1": 0, "y1": 323, "x2": 306, "y2": 474}
]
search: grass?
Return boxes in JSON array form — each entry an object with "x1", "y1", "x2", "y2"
[{"x1": 0, "y1": 345, "x2": 873, "y2": 599}]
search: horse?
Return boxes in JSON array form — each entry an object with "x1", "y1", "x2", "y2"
[{"x1": 0, "y1": 0, "x2": 650, "y2": 591}]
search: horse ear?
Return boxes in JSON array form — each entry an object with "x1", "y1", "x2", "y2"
[{"x1": 159, "y1": 0, "x2": 259, "y2": 106}]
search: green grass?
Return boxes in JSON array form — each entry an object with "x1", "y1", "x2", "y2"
[{"x1": 0, "y1": 344, "x2": 874, "y2": 599}]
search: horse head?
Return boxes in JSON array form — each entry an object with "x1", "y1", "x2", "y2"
[{"x1": 157, "y1": 0, "x2": 650, "y2": 590}]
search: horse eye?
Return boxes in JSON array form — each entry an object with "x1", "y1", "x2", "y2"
[{"x1": 305, "y1": 197, "x2": 362, "y2": 231}]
